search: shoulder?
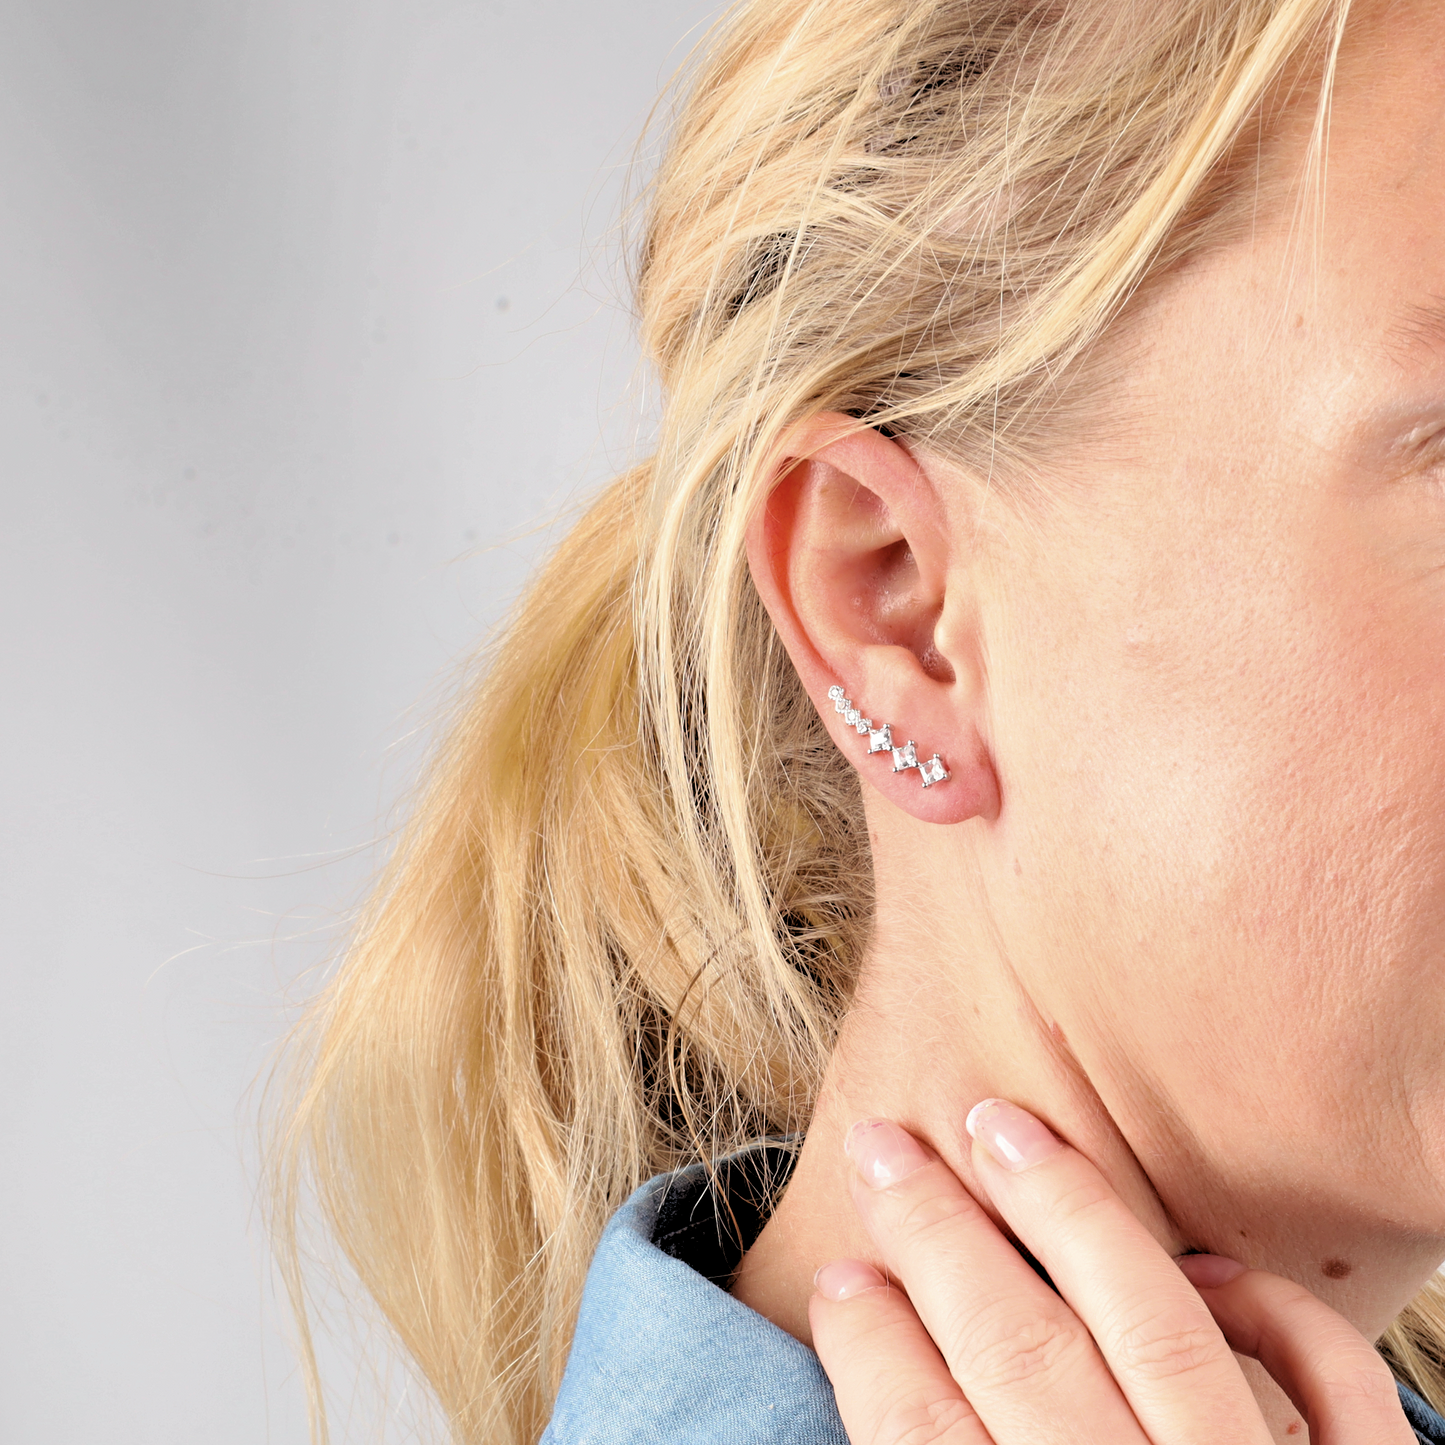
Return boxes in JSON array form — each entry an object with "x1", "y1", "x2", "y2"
[{"x1": 542, "y1": 1146, "x2": 846, "y2": 1445}]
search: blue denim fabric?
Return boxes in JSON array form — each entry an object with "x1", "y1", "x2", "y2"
[
  {"x1": 542, "y1": 1146, "x2": 845, "y2": 1445},
  {"x1": 1405, "y1": 1385, "x2": 1445, "y2": 1445},
  {"x1": 542, "y1": 1147, "x2": 1445, "y2": 1444}
]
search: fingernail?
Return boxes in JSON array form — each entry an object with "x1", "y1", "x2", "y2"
[
  {"x1": 844, "y1": 1118, "x2": 931, "y2": 1189},
  {"x1": 1176, "y1": 1254, "x2": 1247, "y2": 1288},
  {"x1": 965, "y1": 1098, "x2": 1063, "y2": 1172},
  {"x1": 814, "y1": 1259, "x2": 887, "y2": 1301}
]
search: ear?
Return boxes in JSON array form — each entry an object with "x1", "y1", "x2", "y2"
[{"x1": 746, "y1": 413, "x2": 999, "y2": 825}]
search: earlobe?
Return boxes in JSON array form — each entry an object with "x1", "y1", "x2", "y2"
[
  {"x1": 827, "y1": 685, "x2": 949, "y2": 787},
  {"x1": 825, "y1": 681, "x2": 999, "y2": 825},
  {"x1": 744, "y1": 413, "x2": 1001, "y2": 827}
]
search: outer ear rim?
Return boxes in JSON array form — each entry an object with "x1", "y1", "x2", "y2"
[{"x1": 746, "y1": 414, "x2": 999, "y2": 827}]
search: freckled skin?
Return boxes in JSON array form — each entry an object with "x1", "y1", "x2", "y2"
[
  {"x1": 980, "y1": 3, "x2": 1445, "y2": 1264},
  {"x1": 736, "y1": 4, "x2": 1445, "y2": 1437}
]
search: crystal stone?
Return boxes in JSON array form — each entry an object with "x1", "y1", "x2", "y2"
[
  {"x1": 827, "y1": 684, "x2": 845, "y2": 701},
  {"x1": 867, "y1": 723, "x2": 892, "y2": 754},
  {"x1": 918, "y1": 754, "x2": 950, "y2": 788},
  {"x1": 891, "y1": 740, "x2": 919, "y2": 773},
  {"x1": 855, "y1": 716, "x2": 871, "y2": 734}
]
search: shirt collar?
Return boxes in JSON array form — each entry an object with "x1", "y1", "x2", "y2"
[
  {"x1": 544, "y1": 1142, "x2": 1445, "y2": 1445},
  {"x1": 543, "y1": 1142, "x2": 846, "y2": 1445}
]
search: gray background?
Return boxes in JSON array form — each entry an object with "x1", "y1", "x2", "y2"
[{"x1": 0, "y1": 2, "x2": 716, "y2": 1439}]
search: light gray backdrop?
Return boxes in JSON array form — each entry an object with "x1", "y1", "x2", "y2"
[{"x1": 0, "y1": 2, "x2": 717, "y2": 1439}]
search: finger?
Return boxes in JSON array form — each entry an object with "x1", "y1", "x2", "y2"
[
  {"x1": 844, "y1": 1118, "x2": 1149, "y2": 1445},
  {"x1": 966, "y1": 1098, "x2": 1269, "y2": 1444},
  {"x1": 1179, "y1": 1255, "x2": 1417, "y2": 1445},
  {"x1": 809, "y1": 1259, "x2": 994, "y2": 1445}
]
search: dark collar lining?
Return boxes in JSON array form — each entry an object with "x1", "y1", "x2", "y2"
[{"x1": 650, "y1": 1141, "x2": 801, "y2": 1286}]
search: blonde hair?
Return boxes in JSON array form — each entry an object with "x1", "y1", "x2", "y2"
[{"x1": 270, "y1": 0, "x2": 1445, "y2": 1439}]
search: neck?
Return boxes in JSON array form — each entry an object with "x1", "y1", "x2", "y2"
[{"x1": 731, "y1": 849, "x2": 1438, "y2": 1441}]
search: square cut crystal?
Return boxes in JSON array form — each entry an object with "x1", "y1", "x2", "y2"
[
  {"x1": 855, "y1": 717, "x2": 871, "y2": 734},
  {"x1": 827, "y1": 684, "x2": 845, "y2": 701},
  {"x1": 918, "y1": 755, "x2": 949, "y2": 788},
  {"x1": 833, "y1": 694, "x2": 850, "y2": 714},
  {"x1": 867, "y1": 724, "x2": 892, "y2": 754},
  {"x1": 891, "y1": 740, "x2": 919, "y2": 773},
  {"x1": 844, "y1": 707, "x2": 860, "y2": 727}
]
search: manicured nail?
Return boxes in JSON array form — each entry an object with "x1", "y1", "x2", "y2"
[
  {"x1": 844, "y1": 1118, "x2": 931, "y2": 1189},
  {"x1": 965, "y1": 1098, "x2": 1063, "y2": 1172},
  {"x1": 1176, "y1": 1254, "x2": 1247, "y2": 1288},
  {"x1": 814, "y1": 1259, "x2": 887, "y2": 1301}
]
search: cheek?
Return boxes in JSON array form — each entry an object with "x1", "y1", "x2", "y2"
[{"x1": 990, "y1": 512, "x2": 1445, "y2": 1210}]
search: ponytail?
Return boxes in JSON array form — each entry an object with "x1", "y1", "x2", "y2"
[{"x1": 272, "y1": 457, "x2": 865, "y2": 1439}]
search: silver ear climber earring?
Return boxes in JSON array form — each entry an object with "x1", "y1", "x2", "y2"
[{"x1": 827, "y1": 684, "x2": 950, "y2": 788}]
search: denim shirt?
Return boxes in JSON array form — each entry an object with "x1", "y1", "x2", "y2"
[{"x1": 542, "y1": 1143, "x2": 1445, "y2": 1445}]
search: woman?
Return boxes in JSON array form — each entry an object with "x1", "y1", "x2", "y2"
[{"x1": 274, "y1": 0, "x2": 1445, "y2": 1441}]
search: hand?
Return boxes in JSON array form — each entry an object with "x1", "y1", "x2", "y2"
[{"x1": 809, "y1": 1101, "x2": 1413, "y2": 1445}]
